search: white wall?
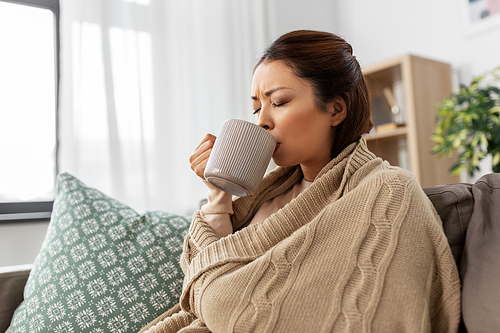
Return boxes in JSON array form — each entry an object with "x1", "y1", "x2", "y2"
[
  {"x1": 270, "y1": 0, "x2": 338, "y2": 38},
  {"x1": 0, "y1": 221, "x2": 49, "y2": 267},
  {"x1": 335, "y1": 0, "x2": 500, "y2": 86}
]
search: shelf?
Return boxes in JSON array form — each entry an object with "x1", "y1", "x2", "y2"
[
  {"x1": 366, "y1": 126, "x2": 407, "y2": 141},
  {"x1": 362, "y1": 55, "x2": 459, "y2": 187}
]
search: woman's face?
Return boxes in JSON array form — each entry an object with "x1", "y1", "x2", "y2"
[{"x1": 251, "y1": 60, "x2": 340, "y2": 180}]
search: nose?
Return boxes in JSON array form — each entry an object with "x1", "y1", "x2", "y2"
[{"x1": 255, "y1": 105, "x2": 274, "y2": 131}]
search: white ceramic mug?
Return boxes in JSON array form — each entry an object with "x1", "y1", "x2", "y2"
[{"x1": 204, "y1": 119, "x2": 276, "y2": 197}]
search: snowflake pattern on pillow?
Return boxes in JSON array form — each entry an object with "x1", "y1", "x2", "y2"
[{"x1": 7, "y1": 173, "x2": 190, "y2": 333}]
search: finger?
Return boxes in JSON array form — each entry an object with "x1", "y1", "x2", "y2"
[
  {"x1": 194, "y1": 133, "x2": 216, "y2": 151},
  {"x1": 193, "y1": 158, "x2": 209, "y2": 179},
  {"x1": 189, "y1": 140, "x2": 214, "y2": 164},
  {"x1": 191, "y1": 150, "x2": 211, "y2": 179},
  {"x1": 190, "y1": 148, "x2": 212, "y2": 173}
]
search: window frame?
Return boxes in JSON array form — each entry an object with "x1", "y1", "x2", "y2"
[{"x1": 0, "y1": 0, "x2": 60, "y2": 224}]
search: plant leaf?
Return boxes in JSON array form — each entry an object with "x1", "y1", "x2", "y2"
[{"x1": 493, "y1": 152, "x2": 500, "y2": 167}]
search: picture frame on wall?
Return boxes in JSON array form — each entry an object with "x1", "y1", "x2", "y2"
[{"x1": 460, "y1": 0, "x2": 500, "y2": 37}]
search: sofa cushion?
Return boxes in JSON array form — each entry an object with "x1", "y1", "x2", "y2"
[
  {"x1": 461, "y1": 173, "x2": 500, "y2": 332},
  {"x1": 423, "y1": 181, "x2": 473, "y2": 271},
  {"x1": 6, "y1": 173, "x2": 189, "y2": 333}
]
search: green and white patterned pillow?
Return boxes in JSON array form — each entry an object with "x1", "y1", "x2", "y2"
[{"x1": 7, "y1": 173, "x2": 190, "y2": 333}]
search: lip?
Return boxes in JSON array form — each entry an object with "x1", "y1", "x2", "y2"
[{"x1": 274, "y1": 143, "x2": 281, "y2": 153}]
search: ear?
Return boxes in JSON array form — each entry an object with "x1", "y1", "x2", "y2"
[{"x1": 328, "y1": 96, "x2": 347, "y2": 127}]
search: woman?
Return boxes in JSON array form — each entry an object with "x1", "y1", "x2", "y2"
[{"x1": 141, "y1": 30, "x2": 461, "y2": 332}]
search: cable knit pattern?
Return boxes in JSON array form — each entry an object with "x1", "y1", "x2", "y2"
[{"x1": 141, "y1": 138, "x2": 461, "y2": 333}]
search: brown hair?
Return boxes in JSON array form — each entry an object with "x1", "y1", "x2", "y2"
[{"x1": 255, "y1": 30, "x2": 373, "y2": 158}]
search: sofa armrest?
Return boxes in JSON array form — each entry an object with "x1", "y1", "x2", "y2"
[{"x1": 0, "y1": 264, "x2": 32, "y2": 333}]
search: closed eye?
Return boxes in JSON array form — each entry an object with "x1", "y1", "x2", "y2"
[{"x1": 272, "y1": 102, "x2": 287, "y2": 108}]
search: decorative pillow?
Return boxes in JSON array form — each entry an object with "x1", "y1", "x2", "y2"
[{"x1": 7, "y1": 173, "x2": 190, "y2": 333}]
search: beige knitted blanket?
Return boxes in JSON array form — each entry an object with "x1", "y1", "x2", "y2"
[{"x1": 141, "y1": 139, "x2": 461, "y2": 332}]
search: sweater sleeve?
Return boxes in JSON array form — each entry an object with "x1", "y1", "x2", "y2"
[
  {"x1": 199, "y1": 181, "x2": 234, "y2": 238},
  {"x1": 180, "y1": 211, "x2": 219, "y2": 273},
  {"x1": 179, "y1": 181, "x2": 235, "y2": 271}
]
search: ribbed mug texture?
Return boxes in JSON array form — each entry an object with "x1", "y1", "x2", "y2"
[{"x1": 204, "y1": 119, "x2": 276, "y2": 197}]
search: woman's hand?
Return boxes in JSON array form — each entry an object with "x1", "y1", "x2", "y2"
[
  {"x1": 189, "y1": 134, "x2": 233, "y2": 238},
  {"x1": 189, "y1": 133, "x2": 216, "y2": 180}
]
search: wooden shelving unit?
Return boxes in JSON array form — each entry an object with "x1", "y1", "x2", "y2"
[{"x1": 363, "y1": 54, "x2": 459, "y2": 187}]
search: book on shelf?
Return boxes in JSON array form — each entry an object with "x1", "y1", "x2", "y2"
[
  {"x1": 371, "y1": 96, "x2": 392, "y2": 126},
  {"x1": 382, "y1": 84, "x2": 405, "y2": 126},
  {"x1": 392, "y1": 80, "x2": 406, "y2": 123}
]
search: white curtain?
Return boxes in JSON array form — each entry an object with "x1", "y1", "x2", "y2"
[{"x1": 58, "y1": 0, "x2": 275, "y2": 215}]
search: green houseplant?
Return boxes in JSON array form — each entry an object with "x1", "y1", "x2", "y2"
[{"x1": 432, "y1": 67, "x2": 500, "y2": 176}]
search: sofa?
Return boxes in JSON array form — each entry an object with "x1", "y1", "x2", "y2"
[{"x1": 1, "y1": 173, "x2": 499, "y2": 333}]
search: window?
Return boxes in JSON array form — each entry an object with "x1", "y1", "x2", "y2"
[{"x1": 0, "y1": 0, "x2": 59, "y2": 222}]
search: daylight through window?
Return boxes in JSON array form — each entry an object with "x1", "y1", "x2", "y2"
[{"x1": 0, "y1": 0, "x2": 58, "y2": 220}]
